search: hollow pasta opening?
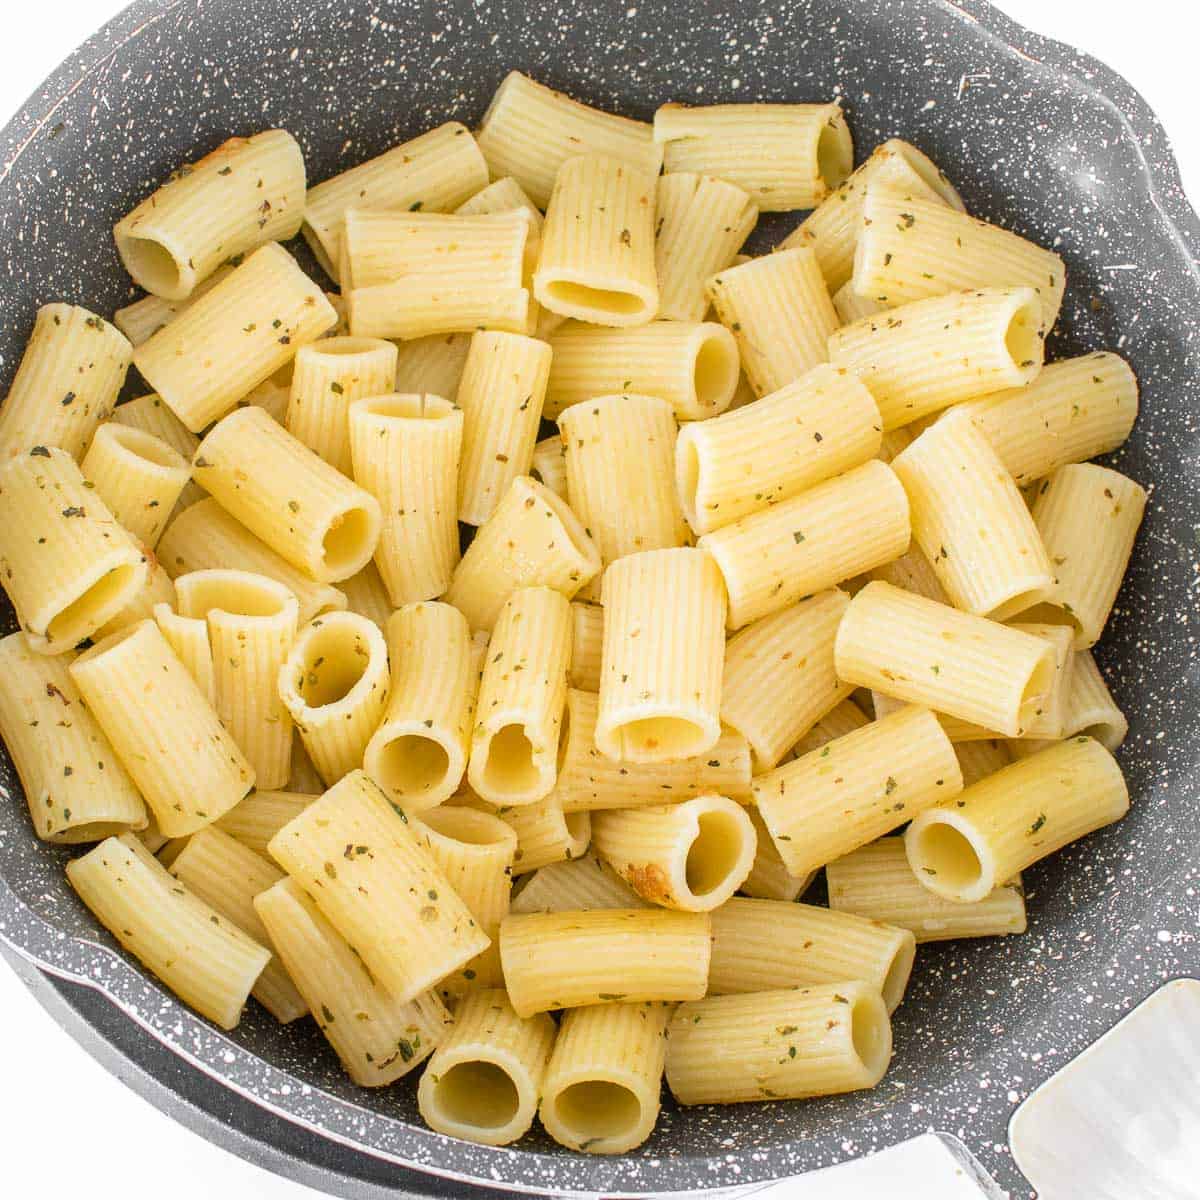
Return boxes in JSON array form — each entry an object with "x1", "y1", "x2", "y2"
[
  {"x1": 46, "y1": 564, "x2": 139, "y2": 646},
  {"x1": 178, "y1": 571, "x2": 291, "y2": 620},
  {"x1": 675, "y1": 433, "x2": 702, "y2": 528},
  {"x1": 881, "y1": 937, "x2": 916, "y2": 1013},
  {"x1": 1018, "y1": 650, "x2": 1059, "y2": 731},
  {"x1": 684, "y1": 808, "x2": 749, "y2": 897},
  {"x1": 692, "y1": 332, "x2": 739, "y2": 410},
  {"x1": 321, "y1": 506, "x2": 375, "y2": 576},
  {"x1": 552, "y1": 1079, "x2": 641, "y2": 1144},
  {"x1": 375, "y1": 735, "x2": 451, "y2": 799},
  {"x1": 528, "y1": 479, "x2": 599, "y2": 569},
  {"x1": 563, "y1": 810, "x2": 591, "y2": 854},
  {"x1": 120, "y1": 235, "x2": 183, "y2": 297},
  {"x1": 850, "y1": 992, "x2": 891, "y2": 1077},
  {"x1": 308, "y1": 336, "x2": 388, "y2": 359},
  {"x1": 432, "y1": 1061, "x2": 520, "y2": 1130},
  {"x1": 544, "y1": 280, "x2": 648, "y2": 318},
  {"x1": 894, "y1": 143, "x2": 962, "y2": 209},
  {"x1": 420, "y1": 805, "x2": 511, "y2": 848},
  {"x1": 1004, "y1": 300, "x2": 1043, "y2": 370},
  {"x1": 617, "y1": 715, "x2": 707, "y2": 761},
  {"x1": 107, "y1": 425, "x2": 187, "y2": 471},
  {"x1": 911, "y1": 820, "x2": 984, "y2": 894},
  {"x1": 989, "y1": 587, "x2": 1054, "y2": 624},
  {"x1": 480, "y1": 723, "x2": 539, "y2": 796},
  {"x1": 817, "y1": 113, "x2": 854, "y2": 192},
  {"x1": 296, "y1": 625, "x2": 373, "y2": 707}
]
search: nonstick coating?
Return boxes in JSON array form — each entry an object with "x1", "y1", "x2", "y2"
[{"x1": 0, "y1": 1, "x2": 1197, "y2": 1196}]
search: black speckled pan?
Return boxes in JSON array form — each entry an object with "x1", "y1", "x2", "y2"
[{"x1": 0, "y1": 1, "x2": 1197, "y2": 1196}]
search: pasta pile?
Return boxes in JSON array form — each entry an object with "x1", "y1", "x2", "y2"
[{"x1": 0, "y1": 71, "x2": 1143, "y2": 1156}]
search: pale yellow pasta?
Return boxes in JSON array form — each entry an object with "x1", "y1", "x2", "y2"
[
  {"x1": 69, "y1": 620, "x2": 253, "y2": 836},
  {"x1": 456, "y1": 332, "x2": 552, "y2": 526},
  {"x1": 152, "y1": 603, "x2": 215, "y2": 704},
  {"x1": 110, "y1": 393, "x2": 200, "y2": 461},
  {"x1": 534, "y1": 154, "x2": 659, "y2": 327},
  {"x1": 740, "y1": 806, "x2": 816, "y2": 902},
  {"x1": 174, "y1": 569, "x2": 299, "y2": 790},
  {"x1": 418, "y1": 989, "x2": 556, "y2": 1146},
  {"x1": 833, "y1": 281, "x2": 885, "y2": 325},
  {"x1": 0, "y1": 447, "x2": 147, "y2": 653},
  {"x1": 706, "y1": 248, "x2": 839, "y2": 398},
  {"x1": 285, "y1": 337, "x2": 398, "y2": 476},
  {"x1": 539, "y1": 1002, "x2": 669, "y2": 1155},
  {"x1": 113, "y1": 266, "x2": 234, "y2": 347},
  {"x1": 720, "y1": 589, "x2": 854, "y2": 772},
  {"x1": 530, "y1": 435, "x2": 568, "y2": 498},
  {"x1": 827, "y1": 837, "x2": 1027, "y2": 943},
  {"x1": 955, "y1": 738, "x2": 1014, "y2": 787},
  {"x1": 114, "y1": 130, "x2": 305, "y2": 300},
  {"x1": 1027, "y1": 464, "x2": 1147, "y2": 647},
  {"x1": 133, "y1": 244, "x2": 337, "y2": 432},
  {"x1": 0, "y1": 634, "x2": 146, "y2": 842},
  {"x1": 655, "y1": 173, "x2": 757, "y2": 321},
  {"x1": 544, "y1": 320, "x2": 740, "y2": 421},
  {"x1": 392, "y1": 333, "x2": 471, "y2": 400},
  {"x1": 666, "y1": 983, "x2": 891, "y2": 1105},
  {"x1": 1006, "y1": 622, "x2": 1075, "y2": 740},
  {"x1": 339, "y1": 560, "x2": 393, "y2": 631},
  {"x1": 709, "y1": 898, "x2": 916, "y2": 1014},
  {"x1": 591, "y1": 794, "x2": 756, "y2": 912},
  {"x1": 445, "y1": 475, "x2": 601, "y2": 632},
  {"x1": 302, "y1": 122, "x2": 488, "y2": 280},
  {"x1": 906, "y1": 737, "x2": 1128, "y2": 902},
  {"x1": 461, "y1": 789, "x2": 591, "y2": 876},
  {"x1": 193, "y1": 406, "x2": 381, "y2": 585},
  {"x1": 277, "y1": 612, "x2": 390, "y2": 787},
  {"x1": 287, "y1": 740, "x2": 325, "y2": 796},
  {"x1": 456, "y1": 176, "x2": 544, "y2": 277},
  {"x1": 347, "y1": 280, "x2": 531, "y2": 341},
  {"x1": 477, "y1": 71, "x2": 662, "y2": 209},
  {"x1": 255, "y1": 877, "x2": 449, "y2": 1085},
  {"x1": 81, "y1": 424, "x2": 190, "y2": 548},
  {"x1": 157, "y1": 498, "x2": 346, "y2": 625},
  {"x1": 828, "y1": 287, "x2": 1046, "y2": 431},
  {"x1": 267, "y1": 770, "x2": 490, "y2": 1003},
  {"x1": 238, "y1": 377, "x2": 292, "y2": 425},
  {"x1": 509, "y1": 851, "x2": 647, "y2": 914},
  {"x1": 170, "y1": 826, "x2": 307, "y2": 1023},
  {"x1": 654, "y1": 102, "x2": 852, "y2": 211},
  {"x1": 866, "y1": 543, "x2": 950, "y2": 604},
  {"x1": 788, "y1": 696, "x2": 871, "y2": 758},
  {"x1": 675, "y1": 363, "x2": 882, "y2": 536},
  {"x1": 364, "y1": 603, "x2": 473, "y2": 810},
  {"x1": 891, "y1": 408, "x2": 1054, "y2": 619},
  {"x1": 779, "y1": 138, "x2": 964, "y2": 289},
  {"x1": 561, "y1": 394, "x2": 690, "y2": 578},
  {"x1": 568, "y1": 603, "x2": 603, "y2": 692},
  {"x1": 697, "y1": 459, "x2": 910, "y2": 630},
  {"x1": 835, "y1": 582, "x2": 1059, "y2": 738},
  {"x1": 1010, "y1": 649, "x2": 1127, "y2": 757},
  {"x1": 597, "y1": 548, "x2": 725, "y2": 763},
  {"x1": 0, "y1": 304, "x2": 131, "y2": 461},
  {"x1": 347, "y1": 394, "x2": 462, "y2": 605},
  {"x1": 869, "y1": 689, "x2": 995, "y2": 745},
  {"x1": 468, "y1": 587, "x2": 572, "y2": 807},
  {"x1": 499, "y1": 908, "x2": 710, "y2": 1016},
  {"x1": 554, "y1": 688, "x2": 751, "y2": 813},
  {"x1": 67, "y1": 834, "x2": 270, "y2": 1030},
  {"x1": 852, "y1": 186, "x2": 1066, "y2": 329},
  {"x1": 214, "y1": 790, "x2": 313, "y2": 857}
]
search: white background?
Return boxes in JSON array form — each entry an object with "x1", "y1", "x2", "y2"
[{"x1": 0, "y1": 2, "x2": 1193, "y2": 1197}]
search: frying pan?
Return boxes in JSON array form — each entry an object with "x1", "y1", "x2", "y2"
[{"x1": 0, "y1": 1, "x2": 1196, "y2": 1196}]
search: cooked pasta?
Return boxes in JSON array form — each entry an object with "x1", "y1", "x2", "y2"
[{"x1": 509, "y1": 852, "x2": 647, "y2": 915}]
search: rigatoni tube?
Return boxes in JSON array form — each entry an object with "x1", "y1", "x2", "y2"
[
  {"x1": 827, "y1": 287, "x2": 1046, "y2": 431},
  {"x1": 133, "y1": 243, "x2": 337, "y2": 432},
  {"x1": 891, "y1": 408, "x2": 1054, "y2": 619},
  {"x1": 347, "y1": 393, "x2": 462, "y2": 604},
  {"x1": 393, "y1": 333, "x2": 471, "y2": 400},
  {"x1": 905, "y1": 737, "x2": 1128, "y2": 903},
  {"x1": 214, "y1": 790, "x2": 313, "y2": 857},
  {"x1": 465, "y1": 790, "x2": 591, "y2": 876},
  {"x1": 114, "y1": 129, "x2": 305, "y2": 300},
  {"x1": 0, "y1": 447, "x2": 147, "y2": 653},
  {"x1": 499, "y1": 908, "x2": 710, "y2": 1016},
  {"x1": 277, "y1": 612, "x2": 389, "y2": 787},
  {"x1": 676, "y1": 364, "x2": 882, "y2": 536},
  {"x1": 544, "y1": 320, "x2": 739, "y2": 421},
  {"x1": 568, "y1": 603, "x2": 603, "y2": 692},
  {"x1": 174, "y1": 569, "x2": 299, "y2": 790},
  {"x1": 591, "y1": 794, "x2": 756, "y2": 912},
  {"x1": 66, "y1": 834, "x2": 269, "y2": 1030},
  {"x1": 1010, "y1": 649, "x2": 1127, "y2": 757},
  {"x1": 267, "y1": 770, "x2": 490, "y2": 1003},
  {"x1": 418, "y1": 989, "x2": 556, "y2": 1146},
  {"x1": 284, "y1": 337, "x2": 398, "y2": 476},
  {"x1": 468, "y1": 587, "x2": 572, "y2": 807},
  {"x1": 697, "y1": 459, "x2": 910, "y2": 630},
  {"x1": 193, "y1": 405, "x2": 381, "y2": 585},
  {"x1": 113, "y1": 266, "x2": 233, "y2": 348},
  {"x1": 255, "y1": 877, "x2": 449, "y2": 1085},
  {"x1": 539, "y1": 1003, "x2": 669, "y2": 1154},
  {"x1": 597, "y1": 548, "x2": 725, "y2": 763},
  {"x1": 445, "y1": 476, "x2": 601, "y2": 632},
  {"x1": 740, "y1": 806, "x2": 816, "y2": 903},
  {"x1": 0, "y1": 304, "x2": 131, "y2": 462},
  {"x1": 510, "y1": 852, "x2": 647, "y2": 915},
  {"x1": 456, "y1": 332, "x2": 551, "y2": 526},
  {"x1": 706, "y1": 248, "x2": 839, "y2": 397},
  {"x1": 531, "y1": 435, "x2": 568, "y2": 498},
  {"x1": 534, "y1": 154, "x2": 659, "y2": 327},
  {"x1": 338, "y1": 561, "x2": 392, "y2": 631},
  {"x1": 364, "y1": 603, "x2": 473, "y2": 811},
  {"x1": 152, "y1": 603, "x2": 215, "y2": 704},
  {"x1": 753, "y1": 704, "x2": 963, "y2": 879},
  {"x1": 665, "y1": 983, "x2": 891, "y2": 1105},
  {"x1": 0, "y1": 634, "x2": 146, "y2": 842},
  {"x1": 834, "y1": 582, "x2": 1058, "y2": 738}
]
